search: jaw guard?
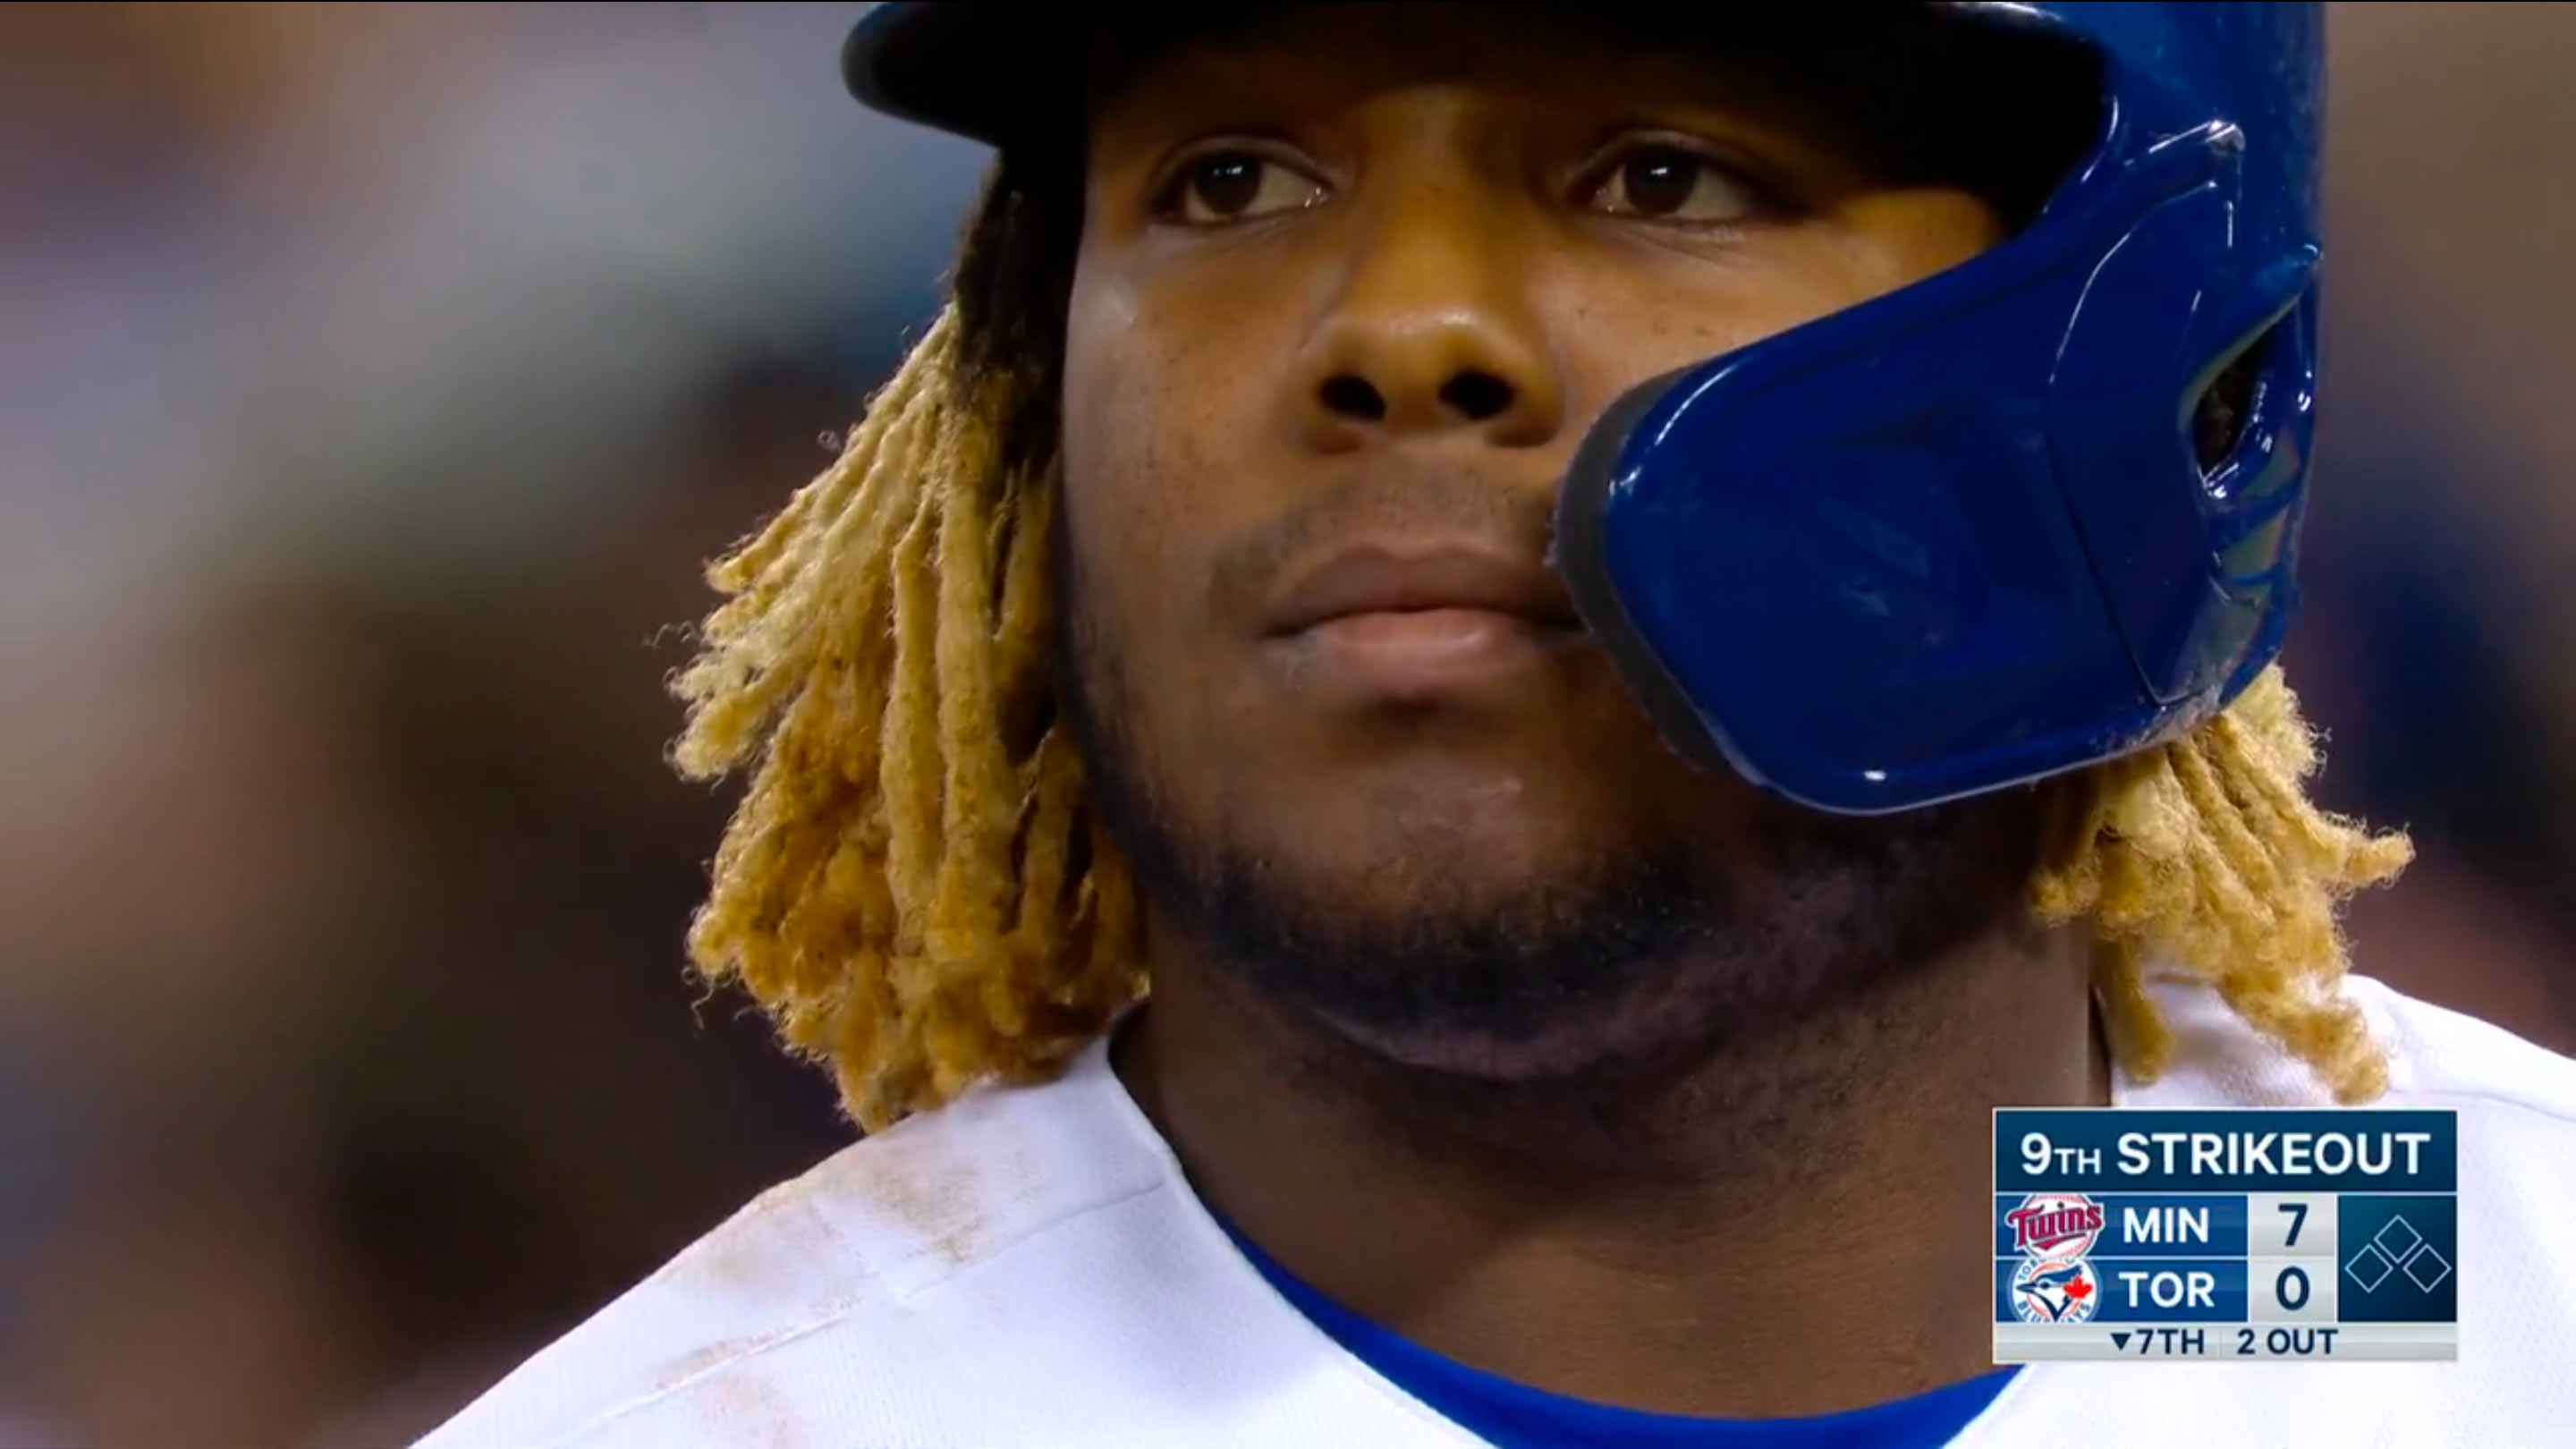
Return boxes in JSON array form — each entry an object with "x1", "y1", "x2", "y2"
[{"x1": 1555, "y1": 4, "x2": 2326, "y2": 814}]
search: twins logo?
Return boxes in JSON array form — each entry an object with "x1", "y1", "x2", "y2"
[
  {"x1": 2005, "y1": 1193, "x2": 2105, "y2": 1326},
  {"x1": 2005, "y1": 1193, "x2": 2105, "y2": 1258}
]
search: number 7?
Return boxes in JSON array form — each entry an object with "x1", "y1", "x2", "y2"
[{"x1": 2279, "y1": 1201, "x2": 2308, "y2": 1248}]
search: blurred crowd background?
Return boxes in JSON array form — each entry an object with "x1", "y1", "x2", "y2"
[{"x1": 3, "y1": 4, "x2": 2572, "y2": 1444}]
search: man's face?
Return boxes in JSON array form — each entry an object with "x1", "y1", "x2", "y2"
[{"x1": 1057, "y1": 4, "x2": 2049, "y2": 1082}]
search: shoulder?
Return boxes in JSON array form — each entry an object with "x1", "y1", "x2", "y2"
[
  {"x1": 2146, "y1": 970, "x2": 2576, "y2": 1222},
  {"x1": 2347, "y1": 973, "x2": 2576, "y2": 1123},
  {"x1": 2337, "y1": 975, "x2": 2576, "y2": 1216},
  {"x1": 413, "y1": 1048, "x2": 1172, "y2": 1449},
  {"x1": 2001, "y1": 976, "x2": 2576, "y2": 1447},
  {"x1": 2137, "y1": 970, "x2": 2576, "y2": 1121},
  {"x1": 2355, "y1": 977, "x2": 2576, "y2": 1311},
  {"x1": 1969, "y1": 978, "x2": 2576, "y2": 1447}
]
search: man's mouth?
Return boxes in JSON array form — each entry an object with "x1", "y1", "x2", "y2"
[
  {"x1": 1266, "y1": 544, "x2": 1583, "y2": 636},
  {"x1": 1262, "y1": 544, "x2": 1586, "y2": 697}
]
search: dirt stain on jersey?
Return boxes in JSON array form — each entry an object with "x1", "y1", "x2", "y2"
[
  {"x1": 691, "y1": 1362, "x2": 815, "y2": 1449},
  {"x1": 862, "y1": 1131, "x2": 989, "y2": 1267},
  {"x1": 648, "y1": 1292, "x2": 864, "y2": 1398}
]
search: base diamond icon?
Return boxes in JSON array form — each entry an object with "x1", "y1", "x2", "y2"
[
  {"x1": 2403, "y1": 1243, "x2": 2453, "y2": 1292},
  {"x1": 2373, "y1": 1216, "x2": 2425, "y2": 1260},
  {"x1": 2345, "y1": 1244, "x2": 2396, "y2": 1292}
]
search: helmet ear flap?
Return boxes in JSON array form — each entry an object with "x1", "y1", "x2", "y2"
[
  {"x1": 2045, "y1": 124, "x2": 2320, "y2": 714},
  {"x1": 1555, "y1": 102, "x2": 2321, "y2": 817}
]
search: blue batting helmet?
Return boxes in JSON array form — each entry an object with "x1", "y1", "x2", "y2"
[{"x1": 841, "y1": 2, "x2": 2327, "y2": 817}]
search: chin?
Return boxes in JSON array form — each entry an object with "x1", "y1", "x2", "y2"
[
  {"x1": 1320, "y1": 1017, "x2": 1608, "y2": 1082},
  {"x1": 1260, "y1": 757, "x2": 1618, "y2": 873},
  {"x1": 1310, "y1": 962, "x2": 1720, "y2": 1087}
]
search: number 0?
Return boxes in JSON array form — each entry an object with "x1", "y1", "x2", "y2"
[
  {"x1": 2278, "y1": 1201, "x2": 2308, "y2": 1248},
  {"x1": 2277, "y1": 1265, "x2": 2310, "y2": 1311}
]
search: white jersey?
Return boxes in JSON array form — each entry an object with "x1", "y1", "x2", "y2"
[{"x1": 419, "y1": 975, "x2": 2576, "y2": 1449}]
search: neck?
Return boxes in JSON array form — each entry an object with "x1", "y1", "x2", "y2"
[{"x1": 1114, "y1": 926, "x2": 2106, "y2": 1419}]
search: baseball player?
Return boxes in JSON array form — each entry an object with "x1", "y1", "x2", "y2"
[{"x1": 422, "y1": 4, "x2": 2576, "y2": 1445}]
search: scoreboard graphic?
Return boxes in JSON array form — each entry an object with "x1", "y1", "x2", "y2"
[{"x1": 1992, "y1": 1108, "x2": 2458, "y2": 1363}]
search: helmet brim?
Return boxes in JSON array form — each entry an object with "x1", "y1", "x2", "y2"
[{"x1": 843, "y1": 2, "x2": 1089, "y2": 149}]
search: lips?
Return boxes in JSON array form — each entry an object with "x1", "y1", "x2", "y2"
[{"x1": 1265, "y1": 546, "x2": 1584, "y2": 638}]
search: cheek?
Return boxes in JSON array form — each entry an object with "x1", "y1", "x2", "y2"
[
  {"x1": 1834, "y1": 190, "x2": 2009, "y2": 296},
  {"x1": 1542, "y1": 262, "x2": 1848, "y2": 419},
  {"x1": 1060, "y1": 274, "x2": 1145, "y2": 540},
  {"x1": 1060, "y1": 256, "x2": 1304, "y2": 615},
  {"x1": 1060, "y1": 275, "x2": 1184, "y2": 621},
  {"x1": 1548, "y1": 197, "x2": 2004, "y2": 411},
  {"x1": 1057, "y1": 262, "x2": 1273, "y2": 694}
]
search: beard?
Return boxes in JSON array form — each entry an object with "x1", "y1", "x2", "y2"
[{"x1": 1055, "y1": 543, "x2": 2046, "y2": 1091}]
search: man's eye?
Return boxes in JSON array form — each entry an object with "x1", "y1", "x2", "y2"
[
  {"x1": 1158, "y1": 152, "x2": 1327, "y2": 225},
  {"x1": 1586, "y1": 145, "x2": 1764, "y2": 225}
]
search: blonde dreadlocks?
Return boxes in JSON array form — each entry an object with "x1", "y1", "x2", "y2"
[{"x1": 672, "y1": 162, "x2": 2412, "y2": 1133}]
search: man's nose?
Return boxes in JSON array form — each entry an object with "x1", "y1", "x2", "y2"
[{"x1": 1290, "y1": 170, "x2": 1568, "y2": 453}]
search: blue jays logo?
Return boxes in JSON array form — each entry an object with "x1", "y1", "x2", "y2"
[{"x1": 2012, "y1": 1256, "x2": 2102, "y2": 1324}]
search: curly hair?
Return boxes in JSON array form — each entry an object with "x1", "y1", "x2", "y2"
[{"x1": 670, "y1": 157, "x2": 2412, "y2": 1133}]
